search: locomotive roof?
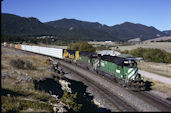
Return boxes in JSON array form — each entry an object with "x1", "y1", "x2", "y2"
[
  {"x1": 79, "y1": 51, "x2": 96, "y2": 57},
  {"x1": 65, "y1": 49, "x2": 76, "y2": 55},
  {"x1": 100, "y1": 55, "x2": 136, "y2": 66}
]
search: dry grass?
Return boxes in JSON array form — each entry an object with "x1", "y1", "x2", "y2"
[
  {"x1": 143, "y1": 77, "x2": 171, "y2": 98},
  {"x1": 1, "y1": 47, "x2": 56, "y2": 79},
  {"x1": 138, "y1": 61, "x2": 171, "y2": 78},
  {"x1": 1, "y1": 47, "x2": 57, "y2": 93},
  {"x1": 112, "y1": 42, "x2": 171, "y2": 53},
  {"x1": 1, "y1": 47, "x2": 58, "y2": 112}
]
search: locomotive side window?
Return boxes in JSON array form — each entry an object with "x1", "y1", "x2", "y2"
[{"x1": 124, "y1": 60, "x2": 137, "y2": 68}]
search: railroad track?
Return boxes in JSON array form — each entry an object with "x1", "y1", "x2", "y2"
[
  {"x1": 60, "y1": 61, "x2": 137, "y2": 112},
  {"x1": 56, "y1": 59, "x2": 171, "y2": 112},
  {"x1": 83, "y1": 64, "x2": 171, "y2": 112},
  {"x1": 106, "y1": 75, "x2": 171, "y2": 112},
  {"x1": 134, "y1": 92, "x2": 171, "y2": 112}
]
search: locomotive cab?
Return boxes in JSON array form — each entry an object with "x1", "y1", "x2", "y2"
[
  {"x1": 122, "y1": 59, "x2": 140, "y2": 81},
  {"x1": 123, "y1": 60, "x2": 137, "y2": 68}
]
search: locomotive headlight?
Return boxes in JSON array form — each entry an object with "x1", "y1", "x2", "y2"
[
  {"x1": 142, "y1": 77, "x2": 144, "y2": 80},
  {"x1": 121, "y1": 75, "x2": 123, "y2": 78}
]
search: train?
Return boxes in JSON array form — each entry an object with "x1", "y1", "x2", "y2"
[{"x1": 3, "y1": 42, "x2": 146, "y2": 91}]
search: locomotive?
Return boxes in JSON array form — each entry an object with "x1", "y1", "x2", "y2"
[{"x1": 63, "y1": 50, "x2": 146, "y2": 91}]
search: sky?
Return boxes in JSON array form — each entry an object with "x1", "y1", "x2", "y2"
[{"x1": 2, "y1": 0, "x2": 171, "y2": 31}]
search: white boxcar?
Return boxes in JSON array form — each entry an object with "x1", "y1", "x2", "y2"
[
  {"x1": 39, "y1": 47, "x2": 63, "y2": 59},
  {"x1": 15, "y1": 44, "x2": 18, "y2": 48},
  {"x1": 46, "y1": 47, "x2": 63, "y2": 59},
  {"x1": 39, "y1": 47, "x2": 48, "y2": 55},
  {"x1": 31, "y1": 46, "x2": 40, "y2": 53},
  {"x1": 3, "y1": 42, "x2": 7, "y2": 46},
  {"x1": 21, "y1": 45, "x2": 27, "y2": 50},
  {"x1": 21, "y1": 45, "x2": 64, "y2": 59},
  {"x1": 25, "y1": 45, "x2": 32, "y2": 52}
]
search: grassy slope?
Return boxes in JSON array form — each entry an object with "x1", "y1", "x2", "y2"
[{"x1": 1, "y1": 47, "x2": 58, "y2": 112}]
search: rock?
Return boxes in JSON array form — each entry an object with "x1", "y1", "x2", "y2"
[
  {"x1": 53, "y1": 102, "x2": 67, "y2": 113},
  {"x1": 7, "y1": 94, "x2": 10, "y2": 97},
  {"x1": 27, "y1": 108, "x2": 33, "y2": 112},
  {"x1": 93, "y1": 98, "x2": 105, "y2": 108},
  {"x1": 16, "y1": 73, "x2": 33, "y2": 83},
  {"x1": 53, "y1": 106, "x2": 57, "y2": 113},
  {"x1": 59, "y1": 80, "x2": 71, "y2": 93},
  {"x1": 2, "y1": 71, "x2": 10, "y2": 78},
  {"x1": 51, "y1": 95, "x2": 58, "y2": 100}
]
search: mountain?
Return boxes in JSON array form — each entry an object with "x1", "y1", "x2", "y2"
[
  {"x1": 163, "y1": 30, "x2": 171, "y2": 35},
  {"x1": 110, "y1": 22, "x2": 167, "y2": 40},
  {"x1": 45, "y1": 18, "x2": 118, "y2": 41},
  {"x1": 2, "y1": 13, "x2": 117, "y2": 41},
  {"x1": 1, "y1": 13, "x2": 57, "y2": 35},
  {"x1": 45, "y1": 19, "x2": 167, "y2": 41},
  {"x1": 1, "y1": 13, "x2": 168, "y2": 41},
  {"x1": 45, "y1": 18, "x2": 109, "y2": 30}
]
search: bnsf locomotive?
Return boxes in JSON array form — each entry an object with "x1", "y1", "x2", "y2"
[
  {"x1": 63, "y1": 50, "x2": 146, "y2": 91},
  {"x1": 5, "y1": 43, "x2": 146, "y2": 91}
]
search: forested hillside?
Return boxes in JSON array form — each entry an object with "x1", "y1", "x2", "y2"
[{"x1": 2, "y1": 13, "x2": 168, "y2": 41}]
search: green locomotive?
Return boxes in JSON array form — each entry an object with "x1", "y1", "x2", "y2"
[{"x1": 64, "y1": 50, "x2": 146, "y2": 91}]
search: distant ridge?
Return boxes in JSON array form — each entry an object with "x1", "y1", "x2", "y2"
[
  {"x1": 143, "y1": 36, "x2": 171, "y2": 42},
  {"x1": 163, "y1": 30, "x2": 171, "y2": 35},
  {"x1": 2, "y1": 13, "x2": 168, "y2": 41}
]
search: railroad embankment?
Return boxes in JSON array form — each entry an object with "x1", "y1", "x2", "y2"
[
  {"x1": 59, "y1": 60, "x2": 163, "y2": 111},
  {"x1": 2, "y1": 47, "x2": 110, "y2": 112}
]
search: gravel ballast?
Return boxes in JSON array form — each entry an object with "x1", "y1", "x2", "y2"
[
  {"x1": 63, "y1": 67, "x2": 118, "y2": 112},
  {"x1": 59, "y1": 61, "x2": 160, "y2": 112}
]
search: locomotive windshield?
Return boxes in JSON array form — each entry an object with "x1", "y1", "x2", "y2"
[{"x1": 123, "y1": 60, "x2": 137, "y2": 68}]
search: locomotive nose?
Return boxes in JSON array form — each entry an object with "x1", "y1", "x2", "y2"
[{"x1": 127, "y1": 68, "x2": 138, "y2": 80}]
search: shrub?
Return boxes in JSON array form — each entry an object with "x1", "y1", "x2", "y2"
[
  {"x1": 95, "y1": 45, "x2": 111, "y2": 50},
  {"x1": 19, "y1": 99, "x2": 53, "y2": 111},
  {"x1": 10, "y1": 59, "x2": 36, "y2": 70},
  {"x1": 10, "y1": 59, "x2": 25, "y2": 69},
  {"x1": 2, "y1": 96, "x2": 53, "y2": 112},
  {"x1": 124, "y1": 47, "x2": 171, "y2": 63},
  {"x1": 60, "y1": 90, "x2": 82, "y2": 111},
  {"x1": 25, "y1": 61, "x2": 36, "y2": 70},
  {"x1": 34, "y1": 92, "x2": 50, "y2": 101},
  {"x1": 68, "y1": 42, "x2": 96, "y2": 52}
]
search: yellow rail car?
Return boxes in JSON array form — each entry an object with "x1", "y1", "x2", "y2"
[
  {"x1": 9, "y1": 43, "x2": 15, "y2": 48},
  {"x1": 63, "y1": 49, "x2": 70, "y2": 59},
  {"x1": 17, "y1": 44, "x2": 22, "y2": 49},
  {"x1": 63, "y1": 49, "x2": 80, "y2": 61},
  {"x1": 75, "y1": 51, "x2": 79, "y2": 60}
]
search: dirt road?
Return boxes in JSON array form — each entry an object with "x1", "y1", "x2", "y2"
[{"x1": 139, "y1": 70, "x2": 171, "y2": 84}]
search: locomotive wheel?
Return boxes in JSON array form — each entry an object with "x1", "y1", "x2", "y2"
[
  {"x1": 96, "y1": 70, "x2": 99, "y2": 74},
  {"x1": 86, "y1": 66, "x2": 89, "y2": 70}
]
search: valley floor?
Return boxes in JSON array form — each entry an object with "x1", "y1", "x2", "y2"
[{"x1": 113, "y1": 42, "x2": 171, "y2": 53}]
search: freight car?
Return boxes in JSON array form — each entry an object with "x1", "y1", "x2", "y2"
[
  {"x1": 10, "y1": 44, "x2": 146, "y2": 91},
  {"x1": 63, "y1": 49, "x2": 79, "y2": 62}
]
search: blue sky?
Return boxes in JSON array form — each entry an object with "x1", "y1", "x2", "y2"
[{"x1": 2, "y1": 0, "x2": 171, "y2": 31}]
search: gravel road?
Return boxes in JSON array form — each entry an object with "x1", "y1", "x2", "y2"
[{"x1": 139, "y1": 70, "x2": 171, "y2": 84}]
